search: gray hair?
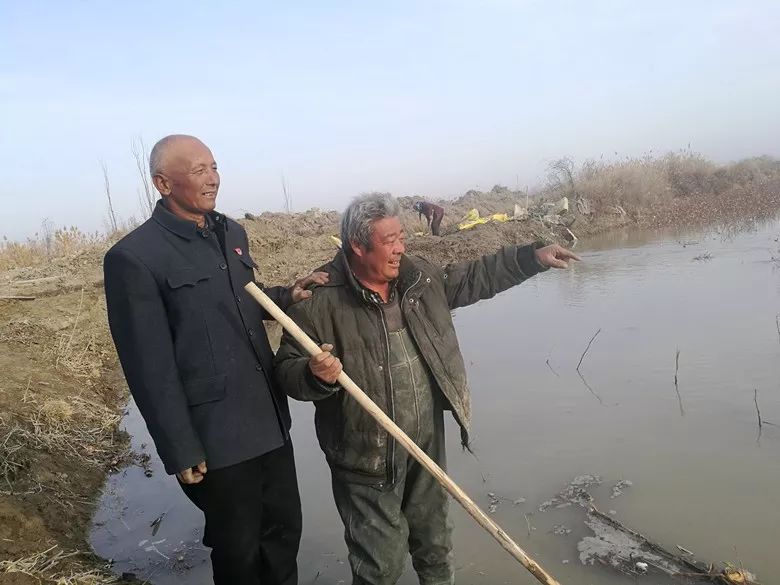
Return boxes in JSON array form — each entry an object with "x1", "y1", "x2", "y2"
[
  {"x1": 149, "y1": 134, "x2": 199, "y2": 176},
  {"x1": 340, "y1": 192, "x2": 400, "y2": 254}
]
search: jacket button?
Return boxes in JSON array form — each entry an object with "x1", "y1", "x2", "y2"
[
  {"x1": 248, "y1": 328, "x2": 255, "y2": 337},
  {"x1": 236, "y1": 295, "x2": 242, "y2": 303},
  {"x1": 219, "y1": 262, "x2": 227, "y2": 270},
  {"x1": 378, "y1": 365, "x2": 383, "y2": 371},
  {"x1": 426, "y1": 277, "x2": 431, "y2": 283},
  {"x1": 255, "y1": 364, "x2": 262, "y2": 372}
]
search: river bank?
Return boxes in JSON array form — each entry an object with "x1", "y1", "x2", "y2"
[{"x1": 2, "y1": 153, "x2": 779, "y2": 583}]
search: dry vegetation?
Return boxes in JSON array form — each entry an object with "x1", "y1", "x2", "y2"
[
  {"x1": 1, "y1": 280, "x2": 131, "y2": 583},
  {"x1": 0, "y1": 151, "x2": 778, "y2": 583},
  {"x1": 0, "y1": 546, "x2": 117, "y2": 585},
  {"x1": 545, "y1": 151, "x2": 780, "y2": 226},
  {"x1": 3, "y1": 152, "x2": 779, "y2": 276}
]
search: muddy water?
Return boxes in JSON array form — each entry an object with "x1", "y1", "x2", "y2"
[{"x1": 91, "y1": 220, "x2": 780, "y2": 584}]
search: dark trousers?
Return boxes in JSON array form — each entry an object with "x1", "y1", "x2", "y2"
[
  {"x1": 430, "y1": 209, "x2": 444, "y2": 236},
  {"x1": 180, "y1": 441, "x2": 302, "y2": 585},
  {"x1": 332, "y1": 405, "x2": 453, "y2": 585}
]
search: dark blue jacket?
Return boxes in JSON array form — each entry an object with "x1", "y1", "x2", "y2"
[{"x1": 104, "y1": 201, "x2": 292, "y2": 474}]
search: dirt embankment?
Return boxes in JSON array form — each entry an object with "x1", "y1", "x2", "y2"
[
  {"x1": 0, "y1": 281, "x2": 131, "y2": 583},
  {"x1": 2, "y1": 153, "x2": 780, "y2": 582}
]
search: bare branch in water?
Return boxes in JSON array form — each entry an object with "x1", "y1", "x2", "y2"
[
  {"x1": 674, "y1": 348, "x2": 685, "y2": 416},
  {"x1": 577, "y1": 328, "x2": 601, "y2": 372},
  {"x1": 776, "y1": 314, "x2": 780, "y2": 346},
  {"x1": 755, "y1": 388, "x2": 764, "y2": 444},
  {"x1": 578, "y1": 370, "x2": 605, "y2": 406},
  {"x1": 674, "y1": 349, "x2": 680, "y2": 386}
]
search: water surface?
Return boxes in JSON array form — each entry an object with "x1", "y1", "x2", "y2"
[{"x1": 91, "y1": 220, "x2": 780, "y2": 584}]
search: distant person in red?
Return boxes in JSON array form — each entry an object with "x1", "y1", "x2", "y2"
[{"x1": 412, "y1": 201, "x2": 445, "y2": 236}]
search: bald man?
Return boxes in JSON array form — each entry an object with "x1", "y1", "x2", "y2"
[{"x1": 104, "y1": 135, "x2": 324, "y2": 585}]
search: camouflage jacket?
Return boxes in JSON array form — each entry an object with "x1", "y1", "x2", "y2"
[{"x1": 274, "y1": 245, "x2": 546, "y2": 486}]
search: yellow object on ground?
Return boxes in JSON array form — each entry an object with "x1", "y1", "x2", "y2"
[
  {"x1": 457, "y1": 209, "x2": 509, "y2": 230},
  {"x1": 458, "y1": 217, "x2": 489, "y2": 230},
  {"x1": 460, "y1": 209, "x2": 479, "y2": 223},
  {"x1": 329, "y1": 235, "x2": 342, "y2": 248}
]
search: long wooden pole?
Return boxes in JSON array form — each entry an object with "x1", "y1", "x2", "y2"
[{"x1": 245, "y1": 282, "x2": 561, "y2": 585}]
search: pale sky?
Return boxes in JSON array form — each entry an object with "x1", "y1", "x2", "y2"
[{"x1": 2, "y1": 0, "x2": 779, "y2": 240}]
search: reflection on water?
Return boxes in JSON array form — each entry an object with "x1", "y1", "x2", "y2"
[{"x1": 91, "y1": 220, "x2": 780, "y2": 584}]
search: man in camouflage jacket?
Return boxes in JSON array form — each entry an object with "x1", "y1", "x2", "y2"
[{"x1": 275, "y1": 193, "x2": 578, "y2": 585}]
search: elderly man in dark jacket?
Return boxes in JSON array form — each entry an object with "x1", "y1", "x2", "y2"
[
  {"x1": 275, "y1": 193, "x2": 578, "y2": 585},
  {"x1": 104, "y1": 135, "x2": 326, "y2": 585}
]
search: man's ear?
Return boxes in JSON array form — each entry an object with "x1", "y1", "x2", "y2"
[
  {"x1": 350, "y1": 240, "x2": 365, "y2": 259},
  {"x1": 152, "y1": 174, "x2": 171, "y2": 196}
]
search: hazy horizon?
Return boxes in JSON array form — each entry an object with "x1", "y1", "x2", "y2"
[{"x1": 2, "y1": 0, "x2": 779, "y2": 240}]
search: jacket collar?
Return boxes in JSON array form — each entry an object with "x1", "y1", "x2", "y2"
[{"x1": 152, "y1": 200, "x2": 228, "y2": 240}]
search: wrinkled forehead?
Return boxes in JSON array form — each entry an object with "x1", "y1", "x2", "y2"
[{"x1": 370, "y1": 216, "x2": 404, "y2": 240}]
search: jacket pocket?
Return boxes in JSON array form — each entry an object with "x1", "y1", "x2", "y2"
[
  {"x1": 328, "y1": 429, "x2": 387, "y2": 480},
  {"x1": 414, "y1": 304, "x2": 444, "y2": 340},
  {"x1": 167, "y1": 268, "x2": 212, "y2": 289},
  {"x1": 183, "y1": 373, "x2": 226, "y2": 406}
]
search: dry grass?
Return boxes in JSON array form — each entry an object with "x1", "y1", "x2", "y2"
[
  {"x1": 0, "y1": 545, "x2": 117, "y2": 584},
  {"x1": 50, "y1": 326, "x2": 111, "y2": 382},
  {"x1": 576, "y1": 155, "x2": 674, "y2": 209},
  {"x1": 1, "y1": 318, "x2": 42, "y2": 346},
  {"x1": 2, "y1": 321, "x2": 106, "y2": 380},
  {"x1": 0, "y1": 393, "x2": 122, "y2": 494},
  {"x1": 52, "y1": 287, "x2": 98, "y2": 378},
  {"x1": 20, "y1": 395, "x2": 122, "y2": 466},
  {"x1": 0, "y1": 426, "x2": 28, "y2": 487},
  {"x1": 1, "y1": 291, "x2": 113, "y2": 382},
  {"x1": 543, "y1": 152, "x2": 780, "y2": 222},
  {"x1": 0, "y1": 227, "x2": 106, "y2": 272}
]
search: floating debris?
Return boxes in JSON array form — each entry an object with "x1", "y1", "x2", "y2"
[
  {"x1": 487, "y1": 492, "x2": 499, "y2": 514},
  {"x1": 677, "y1": 544, "x2": 694, "y2": 556},
  {"x1": 536, "y1": 476, "x2": 761, "y2": 583},
  {"x1": 150, "y1": 511, "x2": 167, "y2": 536},
  {"x1": 138, "y1": 452, "x2": 153, "y2": 477},
  {"x1": 610, "y1": 479, "x2": 633, "y2": 499},
  {"x1": 486, "y1": 491, "x2": 524, "y2": 514},
  {"x1": 538, "y1": 474, "x2": 601, "y2": 512},
  {"x1": 693, "y1": 252, "x2": 713, "y2": 261},
  {"x1": 578, "y1": 506, "x2": 760, "y2": 583}
]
